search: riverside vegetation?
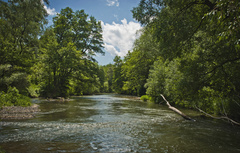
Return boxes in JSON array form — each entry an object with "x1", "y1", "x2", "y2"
[{"x1": 0, "y1": 0, "x2": 240, "y2": 123}]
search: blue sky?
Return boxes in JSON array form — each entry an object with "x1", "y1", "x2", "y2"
[{"x1": 44, "y1": 0, "x2": 142, "y2": 65}]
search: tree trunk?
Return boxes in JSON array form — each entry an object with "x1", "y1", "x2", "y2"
[{"x1": 160, "y1": 94, "x2": 195, "y2": 121}]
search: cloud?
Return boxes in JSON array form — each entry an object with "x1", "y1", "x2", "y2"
[
  {"x1": 106, "y1": 0, "x2": 119, "y2": 7},
  {"x1": 104, "y1": 43, "x2": 119, "y2": 56},
  {"x1": 44, "y1": 5, "x2": 57, "y2": 16},
  {"x1": 41, "y1": 0, "x2": 57, "y2": 16},
  {"x1": 101, "y1": 19, "x2": 142, "y2": 57}
]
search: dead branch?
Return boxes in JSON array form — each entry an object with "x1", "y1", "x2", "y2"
[
  {"x1": 195, "y1": 106, "x2": 240, "y2": 126},
  {"x1": 160, "y1": 94, "x2": 195, "y2": 121}
]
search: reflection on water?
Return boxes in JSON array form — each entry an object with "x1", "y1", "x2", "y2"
[{"x1": 0, "y1": 94, "x2": 240, "y2": 153}]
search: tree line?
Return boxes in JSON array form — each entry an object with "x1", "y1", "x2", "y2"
[
  {"x1": 1, "y1": 0, "x2": 240, "y2": 121},
  {"x1": 105, "y1": 0, "x2": 240, "y2": 121}
]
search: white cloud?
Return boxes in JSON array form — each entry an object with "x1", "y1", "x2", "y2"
[
  {"x1": 106, "y1": 0, "x2": 119, "y2": 7},
  {"x1": 44, "y1": 5, "x2": 57, "y2": 16},
  {"x1": 104, "y1": 43, "x2": 119, "y2": 56},
  {"x1": 101, "y1": 19, "x2": 142, "y2": 57},
  {"x1": 41, "y1": 0, "x2": 57, "y2": 16}
]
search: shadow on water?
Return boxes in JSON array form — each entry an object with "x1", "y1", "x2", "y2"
[{"x1": 0, "y1": 94, "x2": 240, "y2": 153}]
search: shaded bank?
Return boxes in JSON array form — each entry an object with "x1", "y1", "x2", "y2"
[{"x1": 0, "y1": 104, "x2": 40, "y2": 119}]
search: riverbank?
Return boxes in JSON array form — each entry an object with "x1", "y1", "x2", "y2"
[{"x1": 0, "y1": 104, "x2": 40, "y2": 120}]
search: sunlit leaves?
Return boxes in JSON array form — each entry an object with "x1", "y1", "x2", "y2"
[
  {"x1": 121, "y1": 28, "x2": 158, "y2": 96},
  {"x1": 53, "y1": 7, "x2": 104, "y2": 61},
  {"x1": 0, "y1": 0, "x2": 47, "y2": 100},
  {"x1": 0, "y1": 0, "x2": 47, "y2": 67}
]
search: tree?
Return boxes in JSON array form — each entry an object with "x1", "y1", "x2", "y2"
[
  {"x1": 0, "y1": 0, "x2": 48, "y2": 106},
  {"x1": 112, "y1": 56, "x2": 124, "y2": 93},
  {"x1": 70, "y1": 60, "x2": 102, "y2": 95},
  {"x1": 122, "y1": 28, "x2": 159, "y2": 96},
  {"x1": 0, "y1": 0, "x2": 47, "y2": 95},
  {"x1": 39, "y1": 28, "x2": 83, "y2": 97},
  {"x1": 98, "y1": 66, "x2": 105, "y2": 93},
  {"x1": 132, "y1": 0, "x2": 240, "y2": 120},
  {"x1": 53, "y1": 7, "x2": 104, "y2": 61},
  {"x1": 102, "y1": 64, "x2": 114, "y2": 93},
  {"x1": 0, "y1": 0, "x2": 48, "y2": 68},
  {"x1": 38, "y1": 7, "x2": 104, "y2": 97}
]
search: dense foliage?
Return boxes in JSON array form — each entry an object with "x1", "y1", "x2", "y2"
[
  {"x1": 0, "y1": 0, "x2": 105, "y2": 106},
  {"x1": 1, "y1": 0, "x2": 240, "y2": 121},
  {"x1": 37, "y1": 7, "x2": 104, "y2": 98},
  {"x1": 0, "y1": 0, "x2": 48, "y2": 106},
  {"x1": 0, "y1": 87, "x2": 31, "y2": 107},
  {"x1": 105, "y1": 0, "x2": 240, "y2": 121},
  {"x1": 121, "y1": 0, "x2": 239, "y2": 120}
]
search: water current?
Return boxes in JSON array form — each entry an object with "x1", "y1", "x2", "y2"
[{"x1": 0, "y1": 94, "x2": 240, "y2": 153}]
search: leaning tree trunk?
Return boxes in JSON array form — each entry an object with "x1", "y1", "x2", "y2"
[{"x1": 160, "y1": 94, "x2": 195, "y2": 121}]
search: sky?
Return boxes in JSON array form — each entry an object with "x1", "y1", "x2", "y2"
[{"x1": 44, "y1": 0, "x2": 142, "y2": 65}]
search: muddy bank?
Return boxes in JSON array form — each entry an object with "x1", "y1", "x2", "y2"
[{"x1": 0, "y1": 104, "x2": 40, "y2": 119}]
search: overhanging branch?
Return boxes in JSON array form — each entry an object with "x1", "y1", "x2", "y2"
[{"x1": 195, "y1": 106, "x2": 240, "y2": 126}]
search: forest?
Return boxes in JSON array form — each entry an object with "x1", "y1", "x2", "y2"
[{"x1": 0, "y1": 0, "x2": 240, "y2": 121}]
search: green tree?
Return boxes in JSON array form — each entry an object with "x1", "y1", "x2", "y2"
[
  {"x1": 39, "y1": 28, "x2": 83, "y2": 97},
  {"x1": 38, "y1": 7, "x2": 104, "y2": 97},
  {"x1": 102, "y1": 64, "x2": 114, "y2": 93},
  {"x1": 122, "y1": 28, "x2": 159, "y2": 96},
  {"x1": 0, "y1": 0, "x2": 48, "y2": 68},
  {"x1": 53, "y1": 7, "x2": 104, "y2": 61},
  {"x1": 70, "y1": 60, "x2": 102, "y2": 95},
  {"x1": 98, "y1": 66, "x2": 105, "y2": 92},
  {"x1": 112, "y1": 56, "x2": 124, "y2": 93},
  {"x1": 132, "y1": 0, "x2": 240, "y2": 119},
  {"x1": 0, "y1": 0, "x2": 48, "y2": 106}
]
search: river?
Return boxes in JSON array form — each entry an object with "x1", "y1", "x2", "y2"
[{"x1": 0, "y1": 94, "x2": 240, "y2": 153}]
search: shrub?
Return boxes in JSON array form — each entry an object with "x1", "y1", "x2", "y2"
[
  {"x1": 0, "y1": 87, "x2": 31, "y2": 108},
  {"x1": 27, "y1": 84, "x2": 40, "y2": 98},
  {"x1": 140, "y1": 95, "x2": 152, "y2": 102}
]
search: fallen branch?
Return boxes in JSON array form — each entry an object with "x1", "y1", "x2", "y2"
[
  {"x1": 160, "y1": 94, "x2": 195, "y2": 121},
  {"x1": 195, "y1": 106, "x2": 240, "y2": 126}
]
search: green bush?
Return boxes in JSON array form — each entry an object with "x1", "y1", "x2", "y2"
[
  {"x1": 0, "y1": 87, "x2": 31, "y2": 108},
  {"x1": 140, "y1": 95, "x2": 152, "y2": 102},
  {"x1": 27, "y1": 84, "x2": 40, "y2": 98}
]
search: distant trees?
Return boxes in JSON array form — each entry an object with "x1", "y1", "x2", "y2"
[
  {"x1": 112, "y1": 56, "x2": 124, "y2": 93},
  {"x1": 100, "y1": 56, "x2": 124, "y2": 94},
  {"x1": 101, "y1": 64, "x2": 113, "y2": 93}
]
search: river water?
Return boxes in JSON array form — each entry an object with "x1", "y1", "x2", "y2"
[{"x1": 0, "y1": 94, "x2": 240, "y2": 153}]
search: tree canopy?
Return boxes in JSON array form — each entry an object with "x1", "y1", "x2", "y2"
[{"x1": 38, "y1": 7, "x2": 105, "y2": 98}]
